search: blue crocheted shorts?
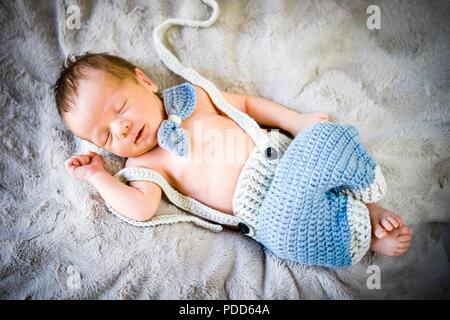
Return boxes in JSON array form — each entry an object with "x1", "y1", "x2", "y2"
[{"x1": 256, "y1": 123, "x2": 382, "y2": 268}]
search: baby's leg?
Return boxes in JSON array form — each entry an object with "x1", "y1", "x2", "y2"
[
  {"x1": 366, "y1": 204, "x2": 412, "y2": 256},
  {"x1": 366, "y1": 203, "x2": 404, "y2": 239}
]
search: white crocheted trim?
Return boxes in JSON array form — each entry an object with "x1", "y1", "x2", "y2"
[
  {"x1": 108, "y1": 167, "x2": 247, "y2": 232},
  {"x1": 152, "y1": 0, "x2": 272, "y2": 154},
  {"x1": 146, "y1": 0, "x2": 280, "y2": 236},
  {"x1": 340, "y1": 164, "x2": 387, "y2": 204},
  {"x1": 346, "y1": 197, "x2": 372, "y2": 265},
  {"x1": 232, "y1": 131, "x2": 292, "y2": 239},
  {"x1": 105, "y1": 203, "x2": 223, "y2": 232}
]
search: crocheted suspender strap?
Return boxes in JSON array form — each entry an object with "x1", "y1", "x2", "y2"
[
  {"x1": 105, "y1": 205, "x2": 223, "y2": 232},
  {"x1": 152, "y1": 0, "x2": 270, "y2": 152},
  {"x1": 109, "y1": 0, "x2": 264, "y2": 232},
  {"x1": 109, "y1": 167, "x2": 243, "y2": 231}
]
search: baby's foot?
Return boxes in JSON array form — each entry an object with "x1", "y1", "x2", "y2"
[
  {"x1": 370, "y1": 226, "x2": 412, "y2": 256},
  {"x1": 367, "y1": 203, "x2": 404, "y2": 239}
]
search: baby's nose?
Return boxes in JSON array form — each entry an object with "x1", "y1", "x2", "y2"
[{"x1": 118, "y1": 120, "x2": 132, "y2": 139}]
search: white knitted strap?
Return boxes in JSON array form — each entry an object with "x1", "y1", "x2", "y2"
[
  {"x1": 152, "y1": 0, "x2": 270, "y2": 152},
  {"x1": 112, "y1": 167, "x2": 243, "y2": 229},
  {"x1": 105, "y1": 205, "x2": 223, "y2": 232}
]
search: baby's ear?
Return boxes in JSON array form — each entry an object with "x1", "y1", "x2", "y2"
[
  {"x1": 134, "y1": 67, "x2": 145, "y2": 79},
  {"x1": 134, "y1": 68, "x2": 158, "y2": 92}
]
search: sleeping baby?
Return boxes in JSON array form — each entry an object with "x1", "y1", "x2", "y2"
[{"x1": 54, "y1": 52, "x2": 412, "y2": 268}]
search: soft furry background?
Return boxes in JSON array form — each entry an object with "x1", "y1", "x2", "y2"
[{"x1": 0, "y1": 0, "x2": 449, "y2": 299}]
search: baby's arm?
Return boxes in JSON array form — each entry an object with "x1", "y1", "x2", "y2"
[
  {"x1": 65, "y1": 152, "x2": 161, "y2": 221},
  {"x1": 221, "y1": 91, "x2": 334, "y2": 137}
]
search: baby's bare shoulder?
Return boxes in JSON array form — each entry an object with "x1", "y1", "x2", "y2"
[
  {"x1": 124, "y1": 152, "x2": 164, "y2": 197},
  {"x1": 124, "y1": 156, "x2": 142, "y2": 168},
  {"x1": 194, "y1": 85, "x2": 209, "y2": 102},
  {"x1": 124, "y1": 148, "x2": 172, "y2": 179},
  {"x1": 194, "y1": 85, "x2": 247, "y2": 114},
  {"x1": 194, "y1": 86, "x2": 216, "y2": 113},
  {"x1": 125, "y1": 149, "x2": 159, "y2": 169}
]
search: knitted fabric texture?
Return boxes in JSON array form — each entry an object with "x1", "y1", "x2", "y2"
[
  {"x1": 232, "y1": 130, "x2": 292, "y2": 238},
  {"x1": 256, "y1": 123, "x2": 386, "y2": 268},
  {"x1": 107, "y1": 0, "x2": 387, "y2": 268},
  {"x1": 157, "y1": 82, "x2": 197, "y2": 157}
]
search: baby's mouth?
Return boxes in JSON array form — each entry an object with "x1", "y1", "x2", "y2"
[{"x1": 135, "y1": 125, "x2": 145, "y2": 144}]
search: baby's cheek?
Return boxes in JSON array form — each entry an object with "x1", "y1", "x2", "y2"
[
  {"x1": 107, "y1": 143, "x2": 126, "y2": 157},
  {"x1": 147, "y1": 130, "x2": 157, "y2": 144}
]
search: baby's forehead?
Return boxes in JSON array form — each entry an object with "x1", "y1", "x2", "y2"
[
  {"x1": 63, "y1": 106, "x2": 97, "y2": 138},
  {"x1": 79, "y1": 68, "x2": 118, "y2": 88},
  {"x1": 64, "y1": 71, "x2": 118, "y2": 133},
  {"x1": 75, "y1": 71, "x2": 120, "y2": 108}
]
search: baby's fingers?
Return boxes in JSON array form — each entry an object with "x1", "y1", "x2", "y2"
[
  {"x1": 78, "y1": 154, "x2": 93, "y2": 165},
  {"x1": 320, "y1": 113, "x2": 335, "y2": 122},
  {"x1": 64, "y1": 160, "x2": 79, "y2": 177},
  {"x1": 65, "y1": 155, "x2": 89, "y2": 168},
  {"x1": 72, "y1": 155, "x2": 92, "y2": 166},
  {"x1": 65, "y1": 158, "x2": 78, "y2": 168},
  {"x1": 87, "y1": 151, "x2": 102, "y2": 161}
]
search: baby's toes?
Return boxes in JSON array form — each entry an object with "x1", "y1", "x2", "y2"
[
  {"x1": 395, "y1": 246, "x2": 410, "y2": 256},
  {"x1": 391, "y1": 214, "x2": 404, "y2": 228},
  {"x1": 380, "y1": 217, "x2": 395, "y2": 232},
  {"x1": 394, "y1": 231, "x2": 411, "y2": 256},
  {"x1": 397, "y1": 242, "x2": 410, "y2": 250},
  {"x1": 397, "y1": 234, "x2": 412, "y2": 244},
  {"x1": 387, "y1": 215, "x2": 401, "y2": 229},
  {"x1": 373, "y1": 223, "x2": 388, "y2": 239},
  {"x1": 393, "y1": 250, "x2": 403, "y2": 256},
  {"x1": 398, "y1": 226, "x2": 413, "y2": 236}
]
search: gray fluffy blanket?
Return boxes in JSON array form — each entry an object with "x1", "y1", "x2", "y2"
[{"x1": 0, "y1": 0, "x2": 449, "y2": 299}]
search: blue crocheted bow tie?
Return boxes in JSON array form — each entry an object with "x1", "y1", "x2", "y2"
[{"x1": 157, "y1": 82, "x2": 197, "y2": 157}]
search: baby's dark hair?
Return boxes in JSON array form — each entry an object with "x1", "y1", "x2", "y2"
[{"x1": 53, "y1": 52, "x2": 138, "y2": 118}]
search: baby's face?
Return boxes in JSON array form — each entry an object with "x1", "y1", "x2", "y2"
[{"x1": 64, "y1": 68, "x2": 164, "y2": 158}]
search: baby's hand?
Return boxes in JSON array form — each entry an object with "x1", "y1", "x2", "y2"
[
  {"x1": 65, "y1": 151, "x2": 106, "y2": 183},
  {"x1": 289, "y1": 112, "x2": 335, "y2": 137}
]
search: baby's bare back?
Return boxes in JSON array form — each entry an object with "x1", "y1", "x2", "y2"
[{"x1": 127, "y1": 88, "x2": 255, "y2": 214}]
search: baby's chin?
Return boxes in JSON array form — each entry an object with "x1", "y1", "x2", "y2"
[{"x1": 115, "y1": 144, "x2": 156, "y2": 158}]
